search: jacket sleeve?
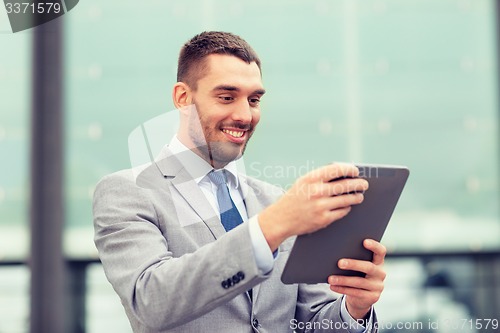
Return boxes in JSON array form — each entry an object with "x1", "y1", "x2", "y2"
[{"x1": 295, "y1": 282, "x2": 378, "y2": 332}]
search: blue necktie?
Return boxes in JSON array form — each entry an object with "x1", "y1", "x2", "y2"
[{"x1": 208, "y1": 170, "x2": 243, "y2": 232}]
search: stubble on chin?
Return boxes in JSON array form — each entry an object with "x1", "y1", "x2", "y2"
[
  {"x1": 214, "y1": 143, "x2": 245, "y2": 164},
  {"x1": 187, "y1": 102, "x2": 254, "y2": 166}
]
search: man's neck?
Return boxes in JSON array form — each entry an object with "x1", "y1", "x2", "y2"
[{"x1": 175, "y1": 134, "x2": 228, "y2": 169}]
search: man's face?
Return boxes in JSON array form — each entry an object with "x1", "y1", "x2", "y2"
[{"x1": 187, "y1": 54, "x2": 265, "y2": 167}]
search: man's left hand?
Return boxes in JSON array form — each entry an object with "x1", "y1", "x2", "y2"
[{"x1": 328, "y1": 239, "x2": 387, "y2": 320}]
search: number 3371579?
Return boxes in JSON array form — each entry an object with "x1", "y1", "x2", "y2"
[{"x1": 5, "y1": 2, "x2": 62, "y2": 14}]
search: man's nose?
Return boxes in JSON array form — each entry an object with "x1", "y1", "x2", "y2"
[{"x1": 230, "y1": 100, "x2": 253, "y2": 123}]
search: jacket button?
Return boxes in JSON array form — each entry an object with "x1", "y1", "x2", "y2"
[{"x1": 252, "y1": 318, "x2": 259, "y2": 328}]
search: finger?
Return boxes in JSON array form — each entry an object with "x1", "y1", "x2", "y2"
[
  {"x1": 330, "y1": 285, "x2": 367, "y2": 297},
  {"x1": 338, "y1": 259, "x2": 386, "y2": 279},
  {"x1": 328, "y1": 275, "x2": 381, "y2": 292},
  {"x1": 323, "y1": 178, "x2": 369, "y2": 196},
  {"x1": 321, "y1": 192, "x2": 364, "y2": 210},
  {"x1": 307, "y1": 163, "x2": 359, "y2": 183},
  {"x1": 329, "y1": 285, "x2": 382, "y2": 308},
  {"x1": 324, "y1": 206, "x2": 352, "y2": 223},
  {"x1": 363, "y1": 239, "x2": 387, "y2": 265}
]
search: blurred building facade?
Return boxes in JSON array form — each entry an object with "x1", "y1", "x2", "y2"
[{"x1": 0, "y1": 0, "x2": 499, "y2": 332}]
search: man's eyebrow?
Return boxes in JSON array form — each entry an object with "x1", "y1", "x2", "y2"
[
  {"x1": 213, "y1": 85, "x2": 266, "y2": 95},
  {"x1": 254, "y1": 89, "x2": 266, "y2": 96},
  {"x1": 213, "y1": 85, "x2": 240, "y2": 92}
]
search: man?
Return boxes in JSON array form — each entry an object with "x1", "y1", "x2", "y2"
[{"x1": 93, "y1": 31, "x2": 386, "y2": 333}]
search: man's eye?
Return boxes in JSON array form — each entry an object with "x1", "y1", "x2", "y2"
[
  {"x1": 249, "y1": 98, "x2": 260, "y2": 105},
  {"x1": 219, "y1": 96, "x2": 233, "y2": 102}
]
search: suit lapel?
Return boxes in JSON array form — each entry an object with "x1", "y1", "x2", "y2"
[
  {"x1": 171, "y1": 169, "x2": 226, "y2": 239},
  {"x1": 155, "y1": 148, "x2": 226, "y2": 240},
  {"x1": 239, "y1": 176, "x2": 261, "y2": 219},
  {"x1": 239, "y1": 176, "x2": 264, "y2": 302}
]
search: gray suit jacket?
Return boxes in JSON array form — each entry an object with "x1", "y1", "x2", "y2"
[{"x1": 93, "y1": 148, "x2": 376, "y2": 332}]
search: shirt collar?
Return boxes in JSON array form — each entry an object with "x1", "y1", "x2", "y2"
[{"x1": 168, "y1": 135, "x2": 240, "y2": 188}]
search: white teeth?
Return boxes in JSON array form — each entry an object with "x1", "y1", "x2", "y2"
[{"x1": 222, "y1": 129, "x2": 244, "y2": 138}]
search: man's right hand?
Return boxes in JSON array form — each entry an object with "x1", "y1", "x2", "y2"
[{"x1": 258, "y1": 163, "x2": 369, "y2": 252}]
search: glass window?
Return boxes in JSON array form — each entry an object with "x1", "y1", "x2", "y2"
[{"x1": 65, "y1": 0, "x2": 499, "y2": 256}]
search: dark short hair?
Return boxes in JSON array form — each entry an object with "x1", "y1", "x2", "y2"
[{"x1": 177, "y1": 31, "x2": 261, "y2": 89}]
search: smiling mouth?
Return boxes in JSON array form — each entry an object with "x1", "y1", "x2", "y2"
[{"x1": 222, "y1": 129, "x2": 245, "y2": 138}]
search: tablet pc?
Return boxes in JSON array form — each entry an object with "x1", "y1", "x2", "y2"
[{"x1": 281, "y1": 164, "x2": 409, "y2": 284}]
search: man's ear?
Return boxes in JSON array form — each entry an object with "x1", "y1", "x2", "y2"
[{"x1": 172, "y1": 82, "x2": 193, "y2": 109}]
